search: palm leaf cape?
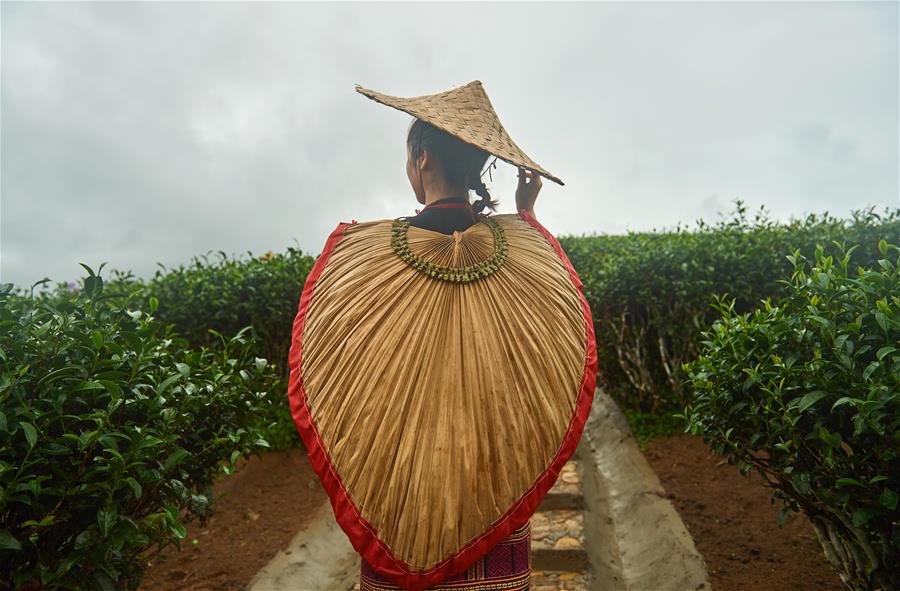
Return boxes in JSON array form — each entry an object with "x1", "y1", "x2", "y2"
[{"x1": 287, "y1": 209, "x2": 597, "y2": 590}]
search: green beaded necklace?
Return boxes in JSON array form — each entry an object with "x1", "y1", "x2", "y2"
[{"x1": 390, "y1": 216, "x2": 508, "y2": 284}]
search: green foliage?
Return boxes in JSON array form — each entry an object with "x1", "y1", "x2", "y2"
[
  {"x1": 559, "y1": 201, "x2": 900, "y2": 413},
  {"x1": 0, "y1": 265, "x2": 279, "y2": 590},
  {"x1": 683, "y1": 242, "x2": 900, "y2": 590},
  {"x1": 253, "y1": 374, "x2": 300, "y2": 451},
  {"x1": 621, "y1": 408, "x2": 685, "y2": 450},
  {"x1": 40, "y1": 248, "x2": 316, "y2": 451},
  {"x1": 139, "y1": 249, "x2": 314, "y2": 450},
  {"x1": 137, "y1": 248, "x2": 315, "y2": 378}
]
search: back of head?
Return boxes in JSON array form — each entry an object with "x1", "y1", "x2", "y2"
[{"x1": 407, "y1": 119, "x2": 500, "y2": 216}]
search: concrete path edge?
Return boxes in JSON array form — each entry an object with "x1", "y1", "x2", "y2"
[
  {"x1": 580, "y1": 388, "x2": 711, "y2": 591},
  {"x1": 246, "y1": 501, "x2": 358, "y2": 591}
]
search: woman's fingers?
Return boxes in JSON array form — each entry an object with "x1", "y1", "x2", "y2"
[
  {"x1": 518, "y1": 167, "x2": 538, "y2": 184},
  {"x1": 516, "y1": 167, "x2": 541, "y2": 214}
]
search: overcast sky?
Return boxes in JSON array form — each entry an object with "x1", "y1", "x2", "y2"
[{"x1": 2, "y1": 1, "x2": 898, "y2": 288}]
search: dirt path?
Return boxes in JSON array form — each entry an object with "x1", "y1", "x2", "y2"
[
  {"x1": 140, "y1": 417, "x2": 843, "y2": 591},
  {"x1": 139, "y1": 447, "x2": 328, "y2": 591},
  {"x1": 643, "y1": 434, "x2": 844, "y2": 591}
]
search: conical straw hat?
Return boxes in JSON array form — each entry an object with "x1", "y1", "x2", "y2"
[
  {"x1": 287, "y1": 210, "x2": 597, "y2": 589},
  {"x1": 355, "y1": 80, "x2": 565, "y2": 186}
]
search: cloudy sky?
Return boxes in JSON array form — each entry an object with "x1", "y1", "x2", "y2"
[{"x1": 2, "y1": 1, "x2": 897, "y2": 288}]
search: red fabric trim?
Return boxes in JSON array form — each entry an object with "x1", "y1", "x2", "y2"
[
  {"x1": 287, "y1": 213, "x2": 598, "y2": 590},
  {"x1": 421, "y1": 202, "x2": 471, "y2": 210},
  {"x1": 415, "y1": 200, "x2": 473, "y2": 214}
]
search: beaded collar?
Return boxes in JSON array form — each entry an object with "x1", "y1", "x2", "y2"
[{"x1": 390, "y1": 214, "x2": 508, "y2": 284}]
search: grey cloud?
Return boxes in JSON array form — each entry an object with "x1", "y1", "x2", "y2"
[{"x1": 2, "y1": 1, "x2": 897, "y2": 288}]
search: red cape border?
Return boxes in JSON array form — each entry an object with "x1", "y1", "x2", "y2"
[{"x1": 287, "y1": 209, "x2": 598, "y2": 590}]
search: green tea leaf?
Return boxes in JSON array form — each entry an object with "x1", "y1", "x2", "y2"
[
  {"x1": 97, "y1": 506, "x2": 117, "y2": 537},
  {"x1": 797, "y1": 390, "x2": 828, "y2": 413},
  {"x1": 176, "y1": 363, "x2": 190, "y2": 379},
  {"x1": 879, "y1": 488, "x2": 898, "y2": 510},
  {"x1": 126, "y1": 477, "x2": 143, "y2": 499},
  {"x1": 861, "y1": 361, "x2": 879, "y2": 381},
  {"x1": 851, "y1": 507, "x2": 875, "y2": 527},
  {"x1": 0, "y1": 530, "x2": 22, "y2": 550},
  {"x1": 876, "y1": 346, "x2": 896, "y2": 361},
  {"x1": 835, "y1": 477, "x2": 865, "y2": 488},
  {"x1": 20, "y1": 422, "x2": 37, "y2": 448}
]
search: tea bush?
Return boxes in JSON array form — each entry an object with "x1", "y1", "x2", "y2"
[
  {"x1": 24, "y1": 206, "x2": 900, "y2": 449},
  {"x1": 0, "y1": 265, "x2": 278, "y2": 590},
  {"x1": 44, "y1": 249, "x2": 315, "y2": 451},
  {"x1": 137, "y1": 248, "x2": 314, "y2": 450},
  {"x1": 559, "y1": 202, "x2": 900, "y2": 412},
  {"x1": 141, "y1": 248, "x2": 315, "y2": 377},
  {"x1": 683, "y1": 242, "x2": 900, "y2": 590}
]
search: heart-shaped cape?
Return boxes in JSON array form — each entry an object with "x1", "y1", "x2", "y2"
[{"x1": 287, "y1": 209, "x2": 597, "y2": 590}]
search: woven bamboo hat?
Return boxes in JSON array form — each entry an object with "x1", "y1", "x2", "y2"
[
  {"x1": 355, "y1": 80, "x2": 564, "y2": 186},
  {"x1": 287, "y1": 207, "x2": 597, "y2": 589}
]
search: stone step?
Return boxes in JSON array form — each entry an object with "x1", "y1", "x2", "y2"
[
  {"x1": 550, "y1": 460, "x2": 583, "y2": 495},
  {"x1": 530, "y1": 460, "x2": 588, "y2": 577},
  {"x1": 538, "y1": 459, "x2": 586, "y2": 510},
  {"x1": 537, "y1": 491, "x2": 585, "y2": 511},
  {"x1": 532, "y1": 548, "x2": 589, "y2": 572},
  {"x1": 530, "y1": 510, "x2": 585, "y2": 551}
]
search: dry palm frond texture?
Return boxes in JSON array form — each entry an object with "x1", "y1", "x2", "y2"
[
  {"x1": 355, "y1": 81, "x2": 564, "y2": 186},
  {"x1": 295, "y1": 212, "x2": 591, "y2": 573}
]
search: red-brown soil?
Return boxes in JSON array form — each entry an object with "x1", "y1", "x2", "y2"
[
  {"x1": 140, "y1": 435, "x2": 849, "y2": 591},
  {"x1": 139, "y1": 447, "x2": 327, "y2": 591},
  {"x1": 643, "y1": 434, "x2": 845, "y2": 591}
]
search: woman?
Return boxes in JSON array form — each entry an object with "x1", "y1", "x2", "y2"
[
  {"x1": 287, "y1": 81, "x2": 597, "y2": 591},
  {"x1": 355, "y1": 119, "x2": 544, "y2": 591}
]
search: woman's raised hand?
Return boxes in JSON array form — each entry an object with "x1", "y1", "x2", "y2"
[{"x1": 515, "y1": 167, "x2": 542, "y2": 216}]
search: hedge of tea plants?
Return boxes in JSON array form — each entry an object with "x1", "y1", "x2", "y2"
[
  {"x1": 140, "y1": 248, "x2": 315, "y2": 450},
  {"x1": 73, "y1": 203, "x2": 900, "y2": 425},
  {"x1": 4, "y1": 203, "x2": 898, "y2": 588},
  {"x1": 69, "y1": 204, "x2": 900, "y2": 424},
  {"x1": 132, "y1": 248, "x2": 315, "y2": 375},
  {"x1": 558, "y1": 203, "x2": 900, "y2": 413},
  {"x1": 93, "y1": 248, "x2": 317, "y2": 451},
  {"x1": 0, "y1": 266, "x2": 278, "y2": 590},
  {"x1": 683, "y1": 241, "x2": 900, "y2": 590}
]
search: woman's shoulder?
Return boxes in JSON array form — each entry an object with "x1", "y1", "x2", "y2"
[{"x1": 325, "y1": 212, "x2": 531, "y2": 236}]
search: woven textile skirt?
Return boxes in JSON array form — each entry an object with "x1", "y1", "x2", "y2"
[{"x1": 359, "y1": 522, "x2": 532, "y2": 590}]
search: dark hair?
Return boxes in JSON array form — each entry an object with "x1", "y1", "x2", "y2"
[{"x1": 407, "y1": 119, "x2": 500, "y2": 216}]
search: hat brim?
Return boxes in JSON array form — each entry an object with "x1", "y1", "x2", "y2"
[{"x1": 356, "y1": 81, "x2": 564, "y2": 187}]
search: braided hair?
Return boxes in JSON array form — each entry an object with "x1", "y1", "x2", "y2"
[{"x1": 407, "y1": 119, "x2": 500, "y2": 217}]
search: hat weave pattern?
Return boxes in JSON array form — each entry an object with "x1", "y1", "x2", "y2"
[{"x1": 355, "y1": 80, "x2": 564, "y2": 186}]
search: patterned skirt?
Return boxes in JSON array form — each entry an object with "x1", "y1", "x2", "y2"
[{"x1": 359, "y1": 522, "x2": 532, "y2": 590}]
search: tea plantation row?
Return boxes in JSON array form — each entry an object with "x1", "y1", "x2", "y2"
[{"x1": 2, "y1": 202, "x2": 897, "y2": 589}]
